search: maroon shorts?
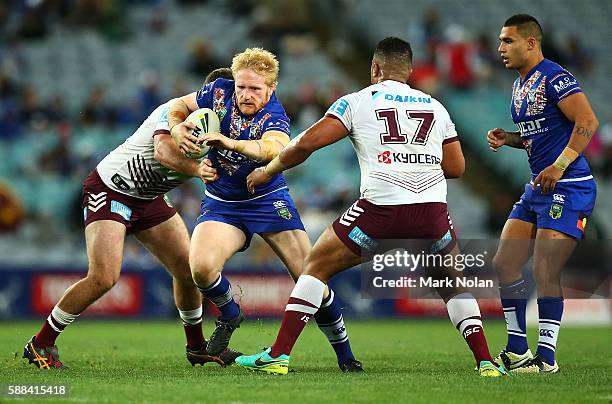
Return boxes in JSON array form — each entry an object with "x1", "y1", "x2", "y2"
[
  {"x1": 82, "y1": 170, "x2": 177, "y2": 234},
  {"x1": 332, "y1": 199, "x2": 456, "y2": 257}
]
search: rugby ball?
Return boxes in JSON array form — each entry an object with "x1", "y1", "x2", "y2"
[{"x1": 185, "y1": 108, "x2": 220, "y2": 160}]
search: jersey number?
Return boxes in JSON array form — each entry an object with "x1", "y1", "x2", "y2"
[{"x1": 376, "y1": 109, "x2": 435, "y2": 146}]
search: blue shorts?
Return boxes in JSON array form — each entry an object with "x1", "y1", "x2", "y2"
[
  {"x1": 508, "y1": 179, "x2": 596, "y2": 239},
  {"x1": 195, "y1": 187, "x2": 305, "y2": 251}
]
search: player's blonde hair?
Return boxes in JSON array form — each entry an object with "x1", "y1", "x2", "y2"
[{"x1": 231, "y1": 48, "x2": 279, "y2": 86}]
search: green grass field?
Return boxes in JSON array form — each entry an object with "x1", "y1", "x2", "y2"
[{"x1": 1, "y1": 320, "x2": 610, "y2": 403}]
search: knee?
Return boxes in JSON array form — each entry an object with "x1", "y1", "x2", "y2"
[
  {"x1": 86, "y1": 271, "x2": 118, "y2": 293},
  {"x1": 190, "y1": 255, "x2": 222, "y2": 286},
  {"x1": 168, "y1": 255, "x2": 194, "y2": 285},
  {"x1": 492, "y1": 253, "x2": 518, "y2": 275}
]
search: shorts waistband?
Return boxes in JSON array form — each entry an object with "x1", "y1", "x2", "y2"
[{"x1": 204, "y1": 186, "x2": 288, "y2": 203}]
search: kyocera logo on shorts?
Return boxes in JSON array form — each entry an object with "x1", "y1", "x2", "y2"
[{"x1": 377, "y1": 151, "x2": 441, "y2": 165}]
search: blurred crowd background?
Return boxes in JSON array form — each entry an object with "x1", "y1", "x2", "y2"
[{"x1": 0, "y1": 0, "x2": 610, "y2": 269}]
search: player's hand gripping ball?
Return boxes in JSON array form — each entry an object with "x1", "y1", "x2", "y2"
[{"x1": 185, "y1": 108, "x2": 220, "y2": 160}]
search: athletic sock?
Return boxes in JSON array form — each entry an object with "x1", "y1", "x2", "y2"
[
  {"x1": 500, "y1": 278, "x2": 529, "y2": 354},
  {"x1": 270, "y1": 275, "x2": 326, "y2": 358},
  {"x1": 314, "y1": 288, "x2": 355, "y2": 364},
  {"x1": 536, "y1": 297, "x2": 563, "y2": 365},
  {"x1": 34, "y1": 305, "x2": 79, "y2": 348},
  {"x1": 197, "y1": 275, "x2": 240, "y2": 320},
  {"x1": 179, "y1": 306, "x2": 205, "y2": 350},
  {"x1": 446, "y1": 293, "x2": 494, "y2": 366}
]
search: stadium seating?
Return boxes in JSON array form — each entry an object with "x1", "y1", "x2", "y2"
[{"x1": 0, "y1": 0, "x2": 610, "y2": 267}]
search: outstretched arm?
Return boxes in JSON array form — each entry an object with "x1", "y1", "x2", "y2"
[
  {"x1": 200, "y1": 130, "x2": 290, "y2": 163},
  {"x1": 246, "y1": 116, "x2": 349, "y2": 193}
]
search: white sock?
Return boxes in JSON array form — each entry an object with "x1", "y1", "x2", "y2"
[
  {"x1": 48, "y1": 305, "x2": 79, "y2": 332},
  {"x1": 446, "y1": 293, "x2": 483, "y2": 335},
  {"x1": 286, "y1": 275, "x2": 326, "y2": 314},
  {"x1": 179, "y1": 306, "x2": 203, "y2": 325}
]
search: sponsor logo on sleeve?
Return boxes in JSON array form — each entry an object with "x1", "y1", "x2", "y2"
[
  {"x1": 553, "y1": 76, "x2": 578, "y2": 93},
  {"x1": 329, "y1": 98, "x2": 349, "y2": 116}
]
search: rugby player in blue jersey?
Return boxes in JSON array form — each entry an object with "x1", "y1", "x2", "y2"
[
  {"x1": 169, "y1": 48, "x2": 362, "y2": 372},
  {"x1": 487, "y1": 14, "x2": 599, "y2": 373}
]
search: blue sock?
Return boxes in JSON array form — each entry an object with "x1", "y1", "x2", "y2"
[
  {"x1": 536, "y1": 297, "x2": 563, "y2": 365},
  {"x1": 198, "y1": 275, "x2": 240, "y2": 320},
  {"x1": 500, "y1": 278, "x2": 529, "y2": 354},
  {"x1": 314, "y1": 289, "x2": 355, "y2": 365}
]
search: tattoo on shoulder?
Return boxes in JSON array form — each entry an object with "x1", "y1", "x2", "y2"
[{"x1": 576, "y1": 126, "x2": 594, "y2": 138}]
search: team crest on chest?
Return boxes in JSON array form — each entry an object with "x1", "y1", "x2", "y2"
[
  {"x1": 513, "y1": 71, "x2": 547, "y2": 116},
  {"x1": 525, "y1": 79, "x2": 547, "y2": 116}
]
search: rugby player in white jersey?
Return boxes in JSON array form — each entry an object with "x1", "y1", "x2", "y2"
[
  {"x1": 236, "y1": 37, "x2": 506, "y2": 377},
  {"x1": 23, "y1": 68, "x2": 241, "y2": 369}
]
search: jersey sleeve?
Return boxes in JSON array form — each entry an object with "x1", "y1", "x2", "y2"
[
  {"x1": 195, "y1": 80, "x2": 215, "y2": 109},
  {"x1": 325, "y1": 93, "x2": 358, "y2": 132},
  {"x1": 262, "y1": 112, "x2": 291, "y2": 136},
  {"x1": 437, "y1": 102, "x2": 459, "y2": 144},
  {"x1": 153, "y1": 105, "x2": 171, "y2": 137},
  {"x1": 547, "y1": 70, "x2": 582, "y2": 104}
]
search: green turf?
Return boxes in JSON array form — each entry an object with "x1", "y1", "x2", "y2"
[{"x1": 1, "y1": 320, "x2": 610, "y2": 403}]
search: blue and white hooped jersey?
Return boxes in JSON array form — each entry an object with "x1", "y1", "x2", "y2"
[
  {"x1": 195, "y1": 78, "x2": 291, "y2": 201},
  {"x1": 510, "y1": 58, "x2": 592, "y2": 182}
]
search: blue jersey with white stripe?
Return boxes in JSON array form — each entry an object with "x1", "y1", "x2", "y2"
[
  {"x1": 195, "y1": 78, "x2": 291, "y2": 201},
  {"x1": 510, "y1": 58, "x2": 591, "y2": 181}
]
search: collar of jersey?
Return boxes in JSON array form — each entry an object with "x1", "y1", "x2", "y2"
[{"x1": 519, "y1": 58, "x2": 547, "y2": 86}]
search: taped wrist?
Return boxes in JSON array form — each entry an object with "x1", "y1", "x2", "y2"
[
  {"x1": 553, "y1": 147, "x2": 579, "y2": 171},
  {"x1": 264, "y1": 156, "x2": 286, "y2": 176},
  {"x1": 168, "y1": 100, "x2": 189, "y2": 129},
  {"x1": 234, "y1": 133, "x2": 287, "y2": 163}
]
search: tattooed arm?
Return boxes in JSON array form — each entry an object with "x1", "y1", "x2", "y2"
[
  {"x1": 532, "y1": 92, "x2": 599, "y2": 193},
  {"x1": 558, "y1": 92, "x2": 599, "y2": 153}
]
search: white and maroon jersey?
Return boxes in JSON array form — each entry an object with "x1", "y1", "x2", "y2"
[
  {"x1": 96, "y1": 100, "x2": 190, "y2": 200},
  {"x1": 326, "y1": 80, "x2": 458, "y2": 205}
]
